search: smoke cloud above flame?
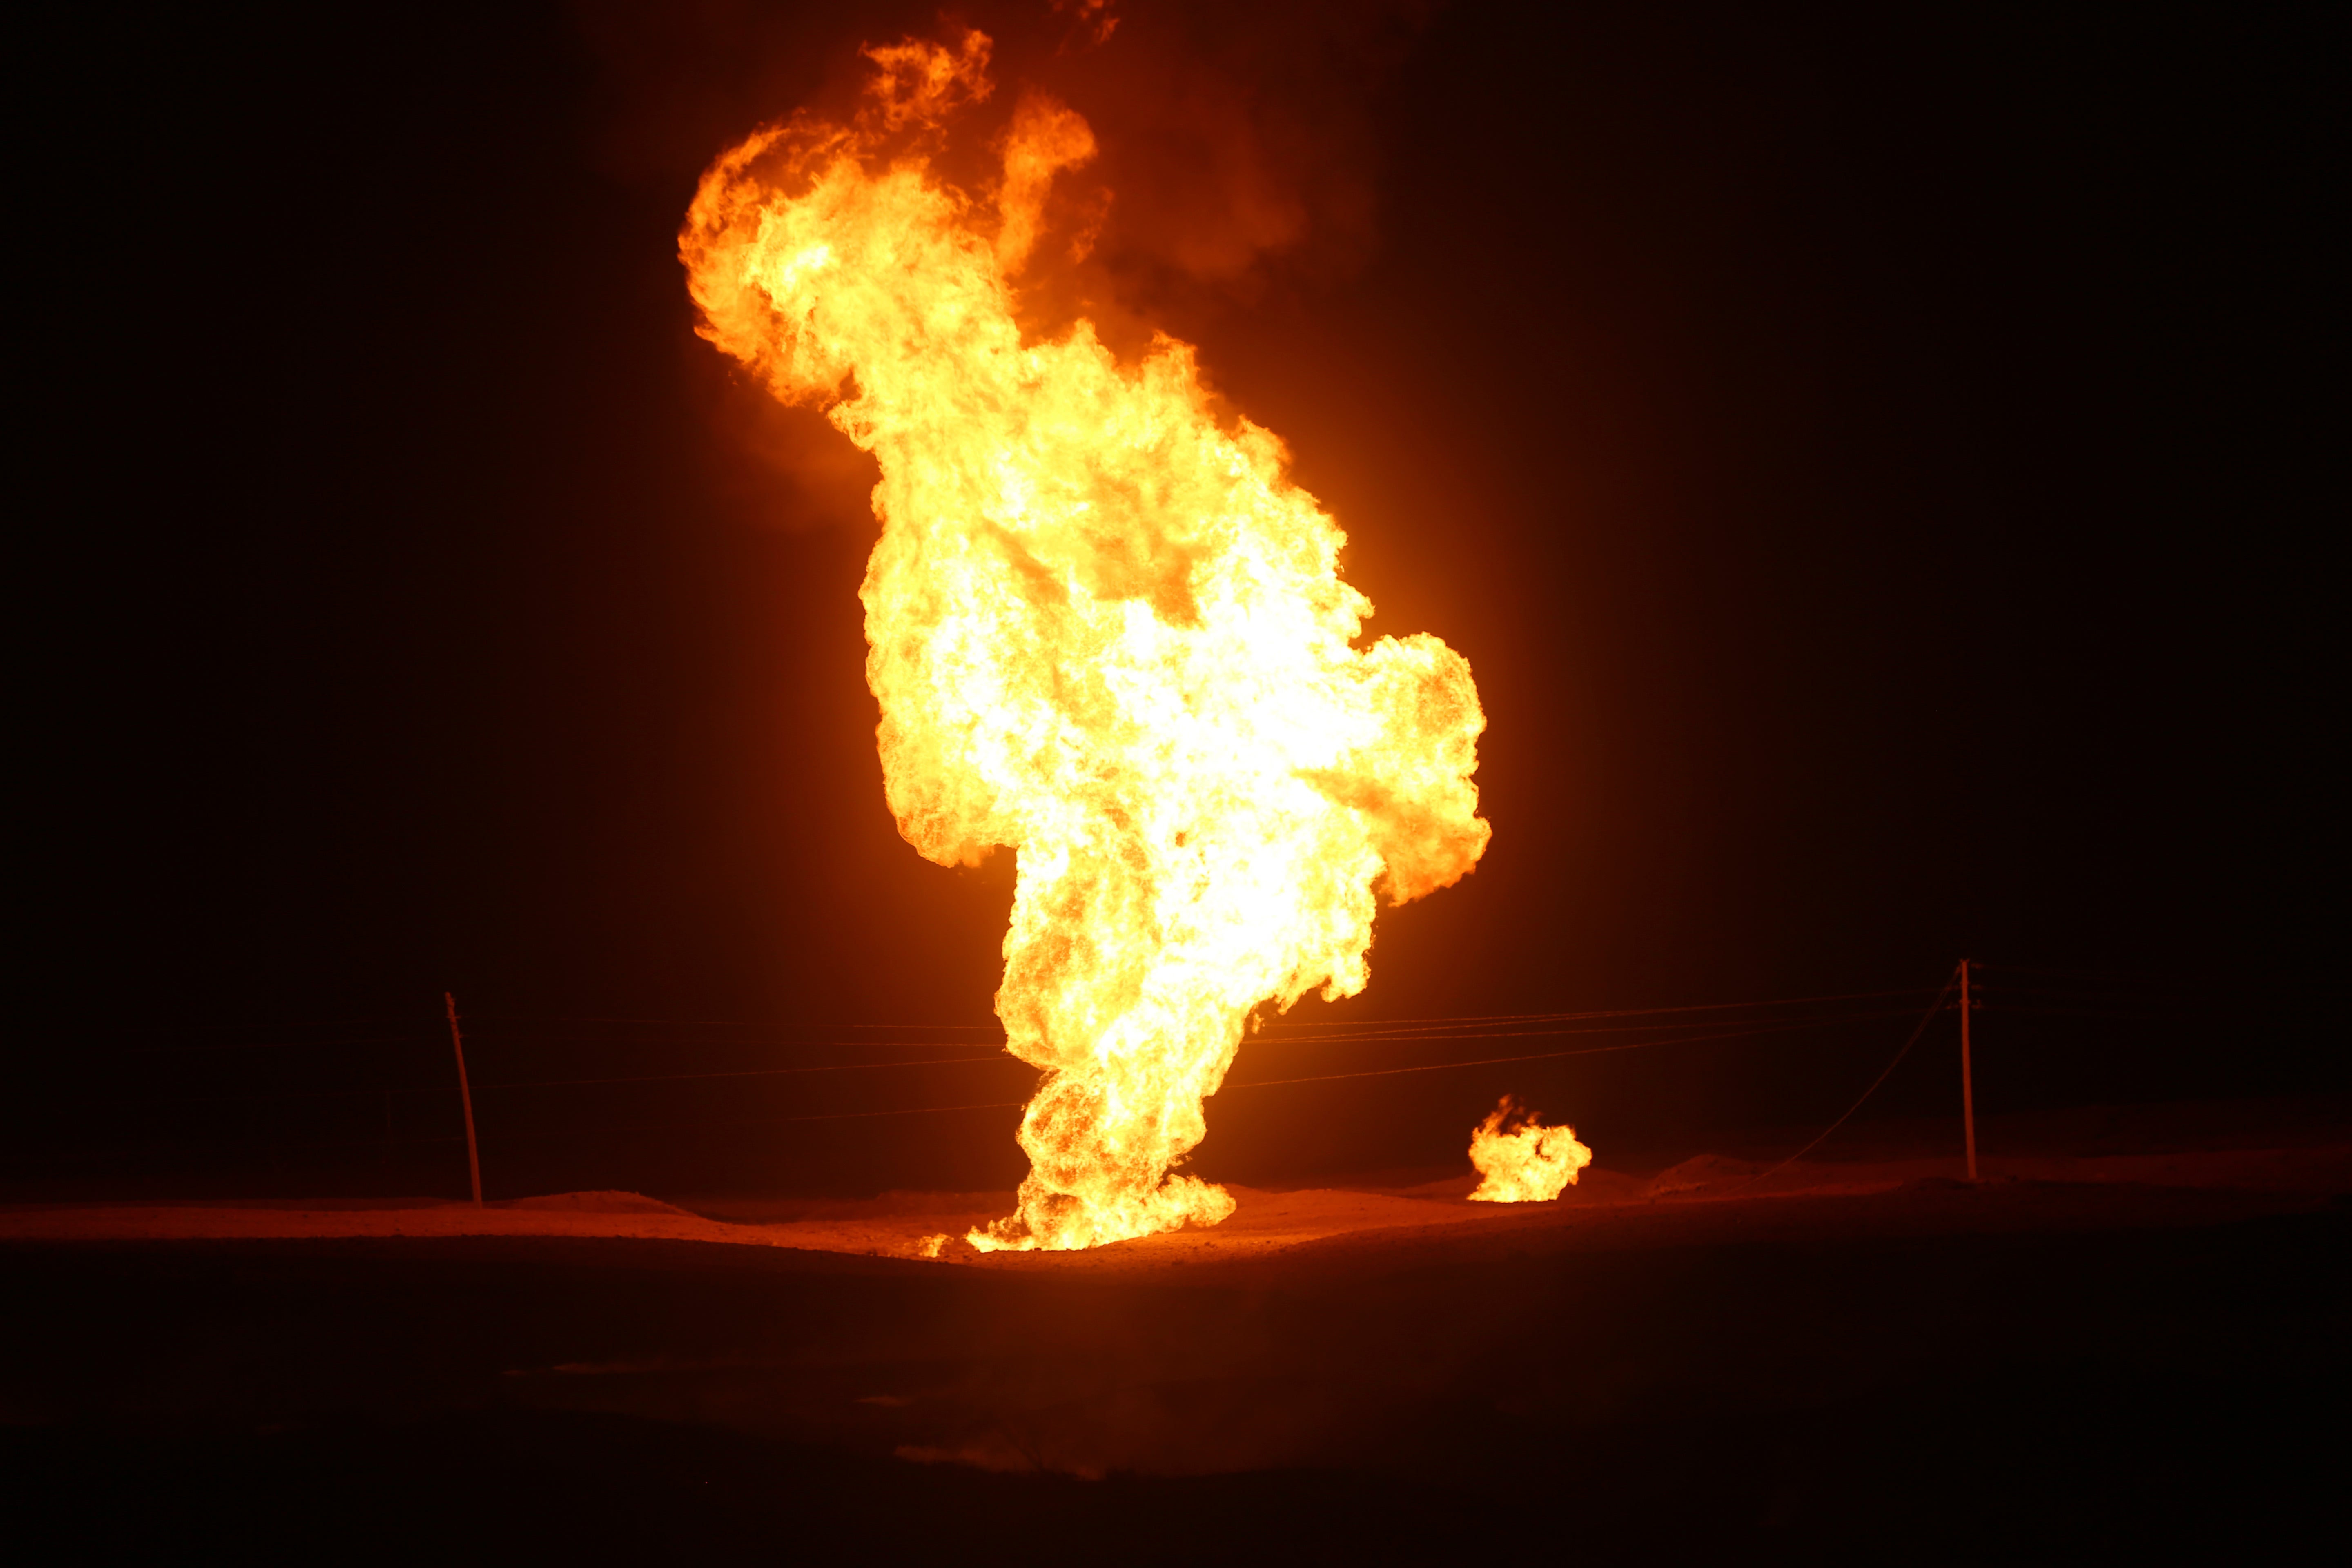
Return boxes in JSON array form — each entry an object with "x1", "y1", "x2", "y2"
[{"x1": 680, "y1": 26, "x2": 1488, "y2": 1251}]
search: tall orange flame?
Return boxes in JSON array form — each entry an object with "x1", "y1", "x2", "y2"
[{"x1": 681, "y1": 31, "x2": 1489, "y2": 1251}]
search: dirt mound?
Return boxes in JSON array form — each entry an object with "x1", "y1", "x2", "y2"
[
  {"x1": 1391, "y1": 1167, "x2": 1648, "y2": 1204},
  {"x1": 495, "y1": 1192, "x2": 695, "y2": 1217},
  {"x1": 1648, "y1": 1154, "x2": 1763, "y2": 1196},
  {"x1": 670, "y1": 1192, "x2": 1013, "y2": 1226}
]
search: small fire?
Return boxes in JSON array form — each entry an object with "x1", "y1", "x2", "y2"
[
  {"x1": 682, "y1": 31, "x2": 1489, "y2": 1251},
  {"x1": 1468, "y1": 1096, "x2": 1592, "y2": 1203}
]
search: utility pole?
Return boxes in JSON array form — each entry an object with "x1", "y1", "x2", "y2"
[
  {"x1": 445, "y1": 991, "x2": 483, "y2": 1206},
  {"x1": 1958, "y1": 959, "x2": 1978, "y2": 1182}
]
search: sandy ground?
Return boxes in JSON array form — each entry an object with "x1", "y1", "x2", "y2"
[
  {"x1": 6, "y1": 1120, "x2": 2343, "y2": 1555},
  {"x1": 6, "y1": 1142, "x2": 2344, "y2": 1265}
]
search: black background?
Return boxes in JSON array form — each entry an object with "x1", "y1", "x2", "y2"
[{"x1": 16, "y1": 1, "x2": 2334, "y2": 1197}]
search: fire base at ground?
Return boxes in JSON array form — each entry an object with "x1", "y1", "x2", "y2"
[{"x1": 4, "y1": 1102, "x2": 2343, "y2": 1557}]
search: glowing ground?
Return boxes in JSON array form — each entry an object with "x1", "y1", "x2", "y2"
[
  {"x1": 6, "y1": 1142, "x2": 2341, "y2": 1267},
  {"x1": 7, "y1": 1108, "x2": 2344, "y2": 1556}
]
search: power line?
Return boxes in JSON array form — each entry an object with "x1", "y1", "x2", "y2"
[
  {"x1": 1740, "y1": 971, "x2": 1962, "y2": 1187},
  {"x1": 32, "y1": 967, "x2": 2154, "y2": 1169},
  {"x1": 129, "y1": 1008, "x2": 1924, "y2": 1107},
  {"x1": 1243, "y1": 1007, "x2": 1929, "y2": 1048},
  {"x1": 1254, "y1": 985, "x2": 1946, "y2": 1031},
  {"x1": 1970, "y1": 963, "x2": 2168, "y2": 984},
  {"x1": 86, "y1": 986, "x2": 1959, "y2": 1058},
  {"x1": 455, "y1": 1035, "x2": 1010, "y2": 1051},
  {"x1": 114, "y1": 1036, "x2": 414, "y2": 1057},
  {"x1": 1977, "y1": 1005, "x2": 2163, "y2": 1022},
  {"x1": 170, "y1": 1051, "x2": 1029, "y2": 1106},
  {"x1": 473, "y1": 1055, "x2": 1028, "y2": 1091},
  {"x1": 455, "y1": 1098, "x2": 1032, "y2": 1141},
  {"x1": 1224, "y1": 1013, "x2": 1900, "y2": 1090}
]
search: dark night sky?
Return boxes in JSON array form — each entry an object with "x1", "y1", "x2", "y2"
[{"x1": 17, "y1": 2, "x2": 2334, "y2": 1195}]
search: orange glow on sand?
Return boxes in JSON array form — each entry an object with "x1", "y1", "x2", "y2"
[
  {"x1": 1468, "y1": 1096, "x2": 1592, "y2": 1202},
  {"x1": 681, "y1": 30, "x2": 1490, "y2": 1252}
]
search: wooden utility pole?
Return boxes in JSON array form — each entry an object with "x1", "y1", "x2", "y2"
[
  {"x1": 444, "y1": 991, "x2": 483, "y2": 1206},
  {"x1": 1958, "y1": 959, "x2": 1978, "y2": 1182}
]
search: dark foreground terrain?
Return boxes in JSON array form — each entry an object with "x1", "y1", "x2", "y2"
[{"x1": 4, "y1": 1115, "x2": 2344, "y2": 1563}]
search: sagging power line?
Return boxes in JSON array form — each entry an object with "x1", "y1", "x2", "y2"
[{"x1": 21, "y1": 966, "x2": 2144, "y2": 1185}]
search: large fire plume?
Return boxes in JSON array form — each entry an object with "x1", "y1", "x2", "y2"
[
  {"x1": 681, "y1": 31, "x2": 1489, "y2": 1251},
  {"x1": 1467, "y1": 1096, "x2": 1592, "y2": 1203}
]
